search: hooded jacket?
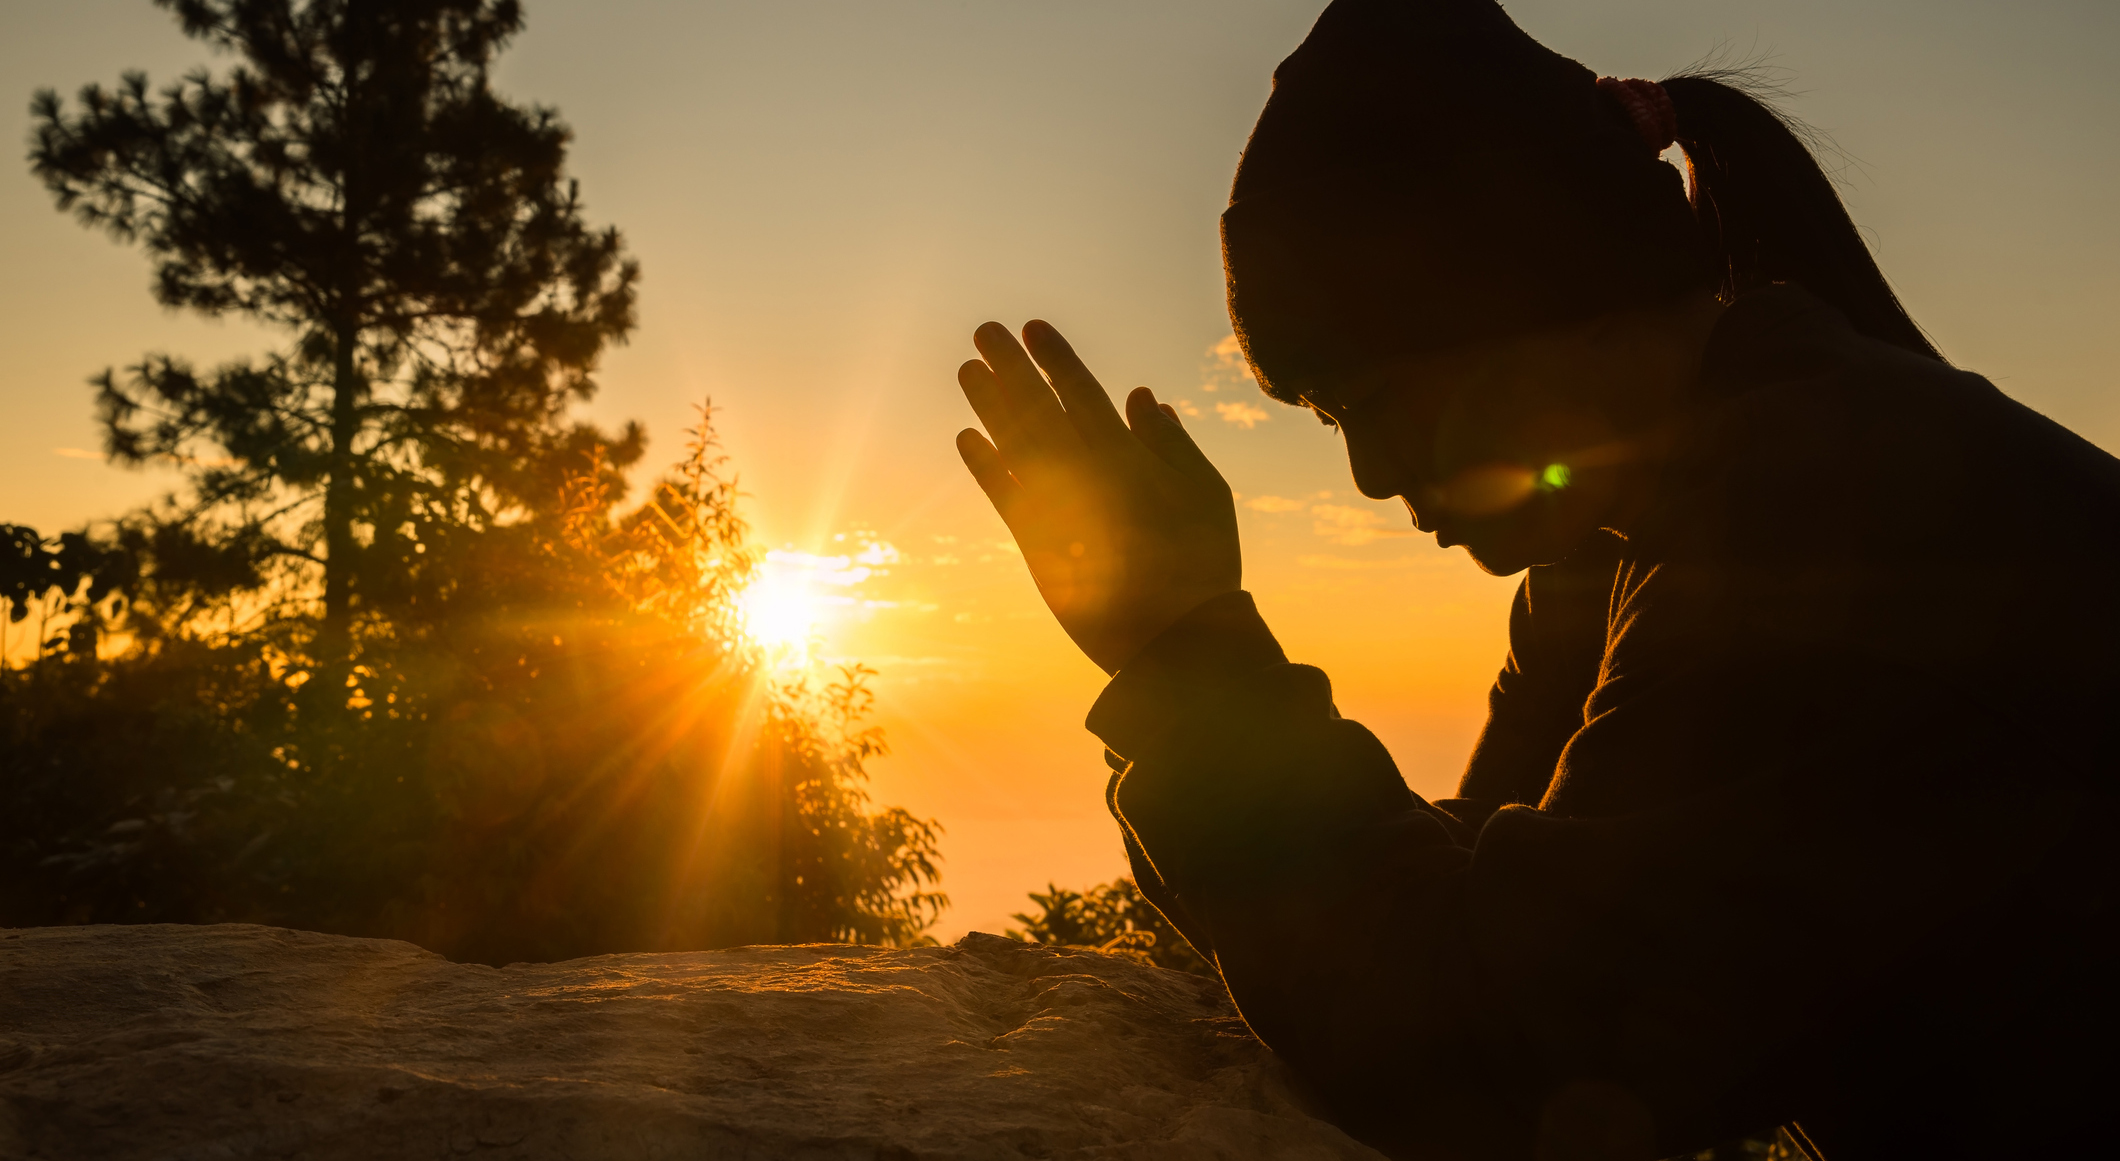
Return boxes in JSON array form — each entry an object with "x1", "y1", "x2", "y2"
[{"x1": 1095, "y1": 285, "x2": 2120, "y2": 1160}]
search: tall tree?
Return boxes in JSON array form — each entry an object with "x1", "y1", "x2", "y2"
[
  {"x1": 12, "y1": 2, "x2": 950, "y2": 957},
  {"x1": 31, "y1": 0, "x2": 639, "y2": 660}
]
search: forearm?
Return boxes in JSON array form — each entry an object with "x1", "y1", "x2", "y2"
[
  {"x1": 1093, "y1": 593, "x2": 1504, "y2": 1145},
  {"x1": 1087, "y1": 590, "x2": 1998, "y2": 1159}
]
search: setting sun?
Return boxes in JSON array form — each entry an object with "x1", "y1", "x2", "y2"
[
  {"x1": 736, "y1": 543, "x2": 900, "y2": 666},
  {"x1": 739, "y1": 571, "x2": 824, "y2": 658}
]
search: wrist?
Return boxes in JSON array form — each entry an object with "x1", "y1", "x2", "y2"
[
  {"x1": 1107, "y1": 589, "x2": 1280, "y2": 679},
  {"x1": 1085, "y1": 588, "x2": 1287, "y2": 762},
  {"x1": 1099, "y1": 585, "x2": 1245, "y2": 675}
]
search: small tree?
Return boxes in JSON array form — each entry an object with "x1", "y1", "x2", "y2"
[
  {"x1": 31, "y1": 0, "x2": 639, "y2": 661},
  {"x1": 2, "y1": 525, "x2": 134, "y2": 664},
  {"x1": 11, "y1": 1, "x2": 948, "y2": 960},
  {"x1": 1008, "y1": 877, "x2": 1213, "y2": 975},
  {"x1": 2, "y1": 409, "x2": 949, "y2": 960}
]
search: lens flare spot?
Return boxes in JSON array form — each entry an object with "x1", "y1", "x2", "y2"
[
  {"x1": 1539, "y1": 463, "x2": 1572, "y2": 492},
  {"x1": 1442, "y1": 463, "x2": 1537, "y2": 517}
]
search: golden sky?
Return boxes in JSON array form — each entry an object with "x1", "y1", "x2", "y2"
[{"x1": 5, "y1": 0, "x2": 2116, "y2": 941}]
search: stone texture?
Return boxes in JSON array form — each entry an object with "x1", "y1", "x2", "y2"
[{"x1": 0, "y1": 924, "x2": 1383, "y2": 1160}]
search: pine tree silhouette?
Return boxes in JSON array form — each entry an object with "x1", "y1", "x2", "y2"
[{"x1": 32, "y1": 0, "x2": 639, "y2": 663}]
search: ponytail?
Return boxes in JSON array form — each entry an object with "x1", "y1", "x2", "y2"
[{"x1": 1659, "y1": 73, "x2": 1943, "y2": 362}]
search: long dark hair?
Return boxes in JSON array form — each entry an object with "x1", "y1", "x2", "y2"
[{"x1": 1660, "y1": 73, "x2": 1944, "y2": 361}]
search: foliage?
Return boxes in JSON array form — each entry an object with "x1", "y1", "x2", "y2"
[
  {"x1": 1006, "y1": 876, "x2": 1213, "y2": 976},
  {"x1": 1, "y1": 413, "x2": 947, "y2": 961},
  {"x1": 1, "y1": 524, "x2": 134, "y2": 664},
  {"x1": 5, "y1": 0, "x2": 944, "y2": 963},
  {"x1": 30, "y1": 0, "x2": 641, "y2": 658}
]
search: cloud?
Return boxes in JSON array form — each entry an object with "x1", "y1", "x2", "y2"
[
  {"x1": 1201, "y1": 333, "x2": 1258, "y2": 394},
  {"x1": 1295, "y1": 554, "x2": 1435, "y2": 570},
  {"x1": 1310, "y1": 503, "x2": 1415, "y2": 547},
  {"x1": 1244, "y1": 494, "x2": 1307, "y2": 513},
  {"x1": 55, "y1": 445, "x2": 240, "y2": 468},
  {"x1": 1209, "y1": 334, "x2": 1252, "y2": 377},
  {"x1": 761, "y1": 549, "x2": 872, "y2": 588},
  {"x1": 1172, "y1": 398, "x2": 1199, "y2": 417},
  {"x1": 1215, "y1": 401, "x2": 1270, "y2": 429}
]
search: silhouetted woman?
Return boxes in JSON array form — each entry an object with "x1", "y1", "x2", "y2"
[{"x1": 951, "y1": 2, "x2": 2120, "y2": 1158}]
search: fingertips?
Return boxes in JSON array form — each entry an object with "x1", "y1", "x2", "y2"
[
  {"x1": 1126, "y1": 387, "x2": 1219, "y2": 479},
  {"x1": 971, "y1": 321, "x2": 1026, "y2": 366},
  {"x1": 1124, "y1": 385, "x2": 1171, "y2": 429},
  {"x1": 955, "y1": 428, "x2": 1018, "y2": 504},
  {"x1": 955, "y1": 425, "x2": 994, "y2": 461},
  {"x1": 1022, "y1": 318, "x2": 1065, "y2": 350},
  {"x1": 1024, "y1": 319, "x2": 1088, "y2": 377},
  {"x1": 957, "y1": 359, "x2": 1006, "y2": 424}
]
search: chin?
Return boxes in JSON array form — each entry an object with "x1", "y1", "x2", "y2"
[
  {"x1": 1444, "y1": 469, "x2": 1617, "y2": 575},
  {"x1": 1452, "y1": 507, "x2": 1598, "y2": 576},
  {"x1": 1460, "y1": 541, "x2": 1537, "y2": 576}
]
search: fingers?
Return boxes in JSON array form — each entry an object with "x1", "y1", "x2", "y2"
[
  {"x1": 1125, "y1": 387, "x2": 1223, "y2": 483},
  {"x1": 955, "y1": 427, "x2": 1021, "y2": 518},
  {"x1": 956, "y1": 357, "x2": 1021, "y2": 452},
  {"x1": 1023, "y1": 320, "x2": 1131, "y2": 448},
  {"x1": 966, "y1": 321, "x2": 1072, "y2": 462}
]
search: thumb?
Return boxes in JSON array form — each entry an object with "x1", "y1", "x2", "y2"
[{"x1": 1125, "y1": 387, "x2": 1221, "y2": 483}]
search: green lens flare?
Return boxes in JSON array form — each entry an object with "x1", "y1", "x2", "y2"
[{"x1": 1539, "y1": 463, "x2": 1572, "y2": 491}]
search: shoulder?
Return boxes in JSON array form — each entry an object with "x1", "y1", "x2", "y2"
[
  {"x1": 1645, "y1": 287, "x2": 2120, "y2": 569},
  {"x1": 1604, "y1": 288, "x2": 2120, "y2": 691}
]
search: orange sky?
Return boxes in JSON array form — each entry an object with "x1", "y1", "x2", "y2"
[{"x1": 4, "y1": 0, "x2": 2115, "y2": 941}]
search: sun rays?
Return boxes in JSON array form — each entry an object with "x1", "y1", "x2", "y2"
[{"x1": 736, "y1": 539, "x2": 913, "y2": 673}]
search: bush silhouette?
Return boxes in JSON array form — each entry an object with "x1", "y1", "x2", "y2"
[{"x1": 1007, "y1": 877, "x2": 1212, "y2": 976}]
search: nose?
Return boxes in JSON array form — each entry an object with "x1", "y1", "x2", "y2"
[
  {"x1": 1343, "y1": 423, "x2": 1410, "y2": 502},
  {"x1": 1343, "y1": 422, "x2": 1445, "y2": 531}
]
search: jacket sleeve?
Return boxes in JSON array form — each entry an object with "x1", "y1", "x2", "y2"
[
  {"x1": 1441, "y1": 530, "x2": 1623, "y2": 831},
  {"x1": 1092, "y1": 587, "x2": 2083, "y2": 1160}
]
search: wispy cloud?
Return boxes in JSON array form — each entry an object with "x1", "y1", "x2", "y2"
[
  {"x1": 1200, "y1": 333, "x2": 1257, "y2": 394},
  {"x1": 1295, "y1": 554, "x2": 1438, "y2": 570},
  {"x1": 54, "y1": 446, "x2": 240, "y2": 467},
  {"x1": 1244, "y1": 494, "x2": 1306, "y2": 513},
  {"x1": 1310, "y1": 503, "x2": 1415, "y2": 547},
  {"x1": 854, "y1": 540, "x2": 900, "y2": 566},
  {"x1": 1215, "y1": 400, "x2": 1269, "y2": 429}
]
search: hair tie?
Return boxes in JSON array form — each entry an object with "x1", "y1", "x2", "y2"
[{"x1": 1597, "y1": 77, "x2": 1677, "y2": 153}]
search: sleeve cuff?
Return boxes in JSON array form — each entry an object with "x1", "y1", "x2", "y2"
[{"x1": 1086, "y1": 590, "x2": 1287, "y2": 763}]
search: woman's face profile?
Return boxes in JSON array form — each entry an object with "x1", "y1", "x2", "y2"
[
  {"x1": 1295, "y1": 296, "x2": 1717, "y2": 575},
  {"x1": 1306, "y1": 335, "x2": 1634, "y2": 576}
]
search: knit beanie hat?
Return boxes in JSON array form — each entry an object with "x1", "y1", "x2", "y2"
[{"x1": 1224, "y1": 0, "x2": 1710, "y2": 405}]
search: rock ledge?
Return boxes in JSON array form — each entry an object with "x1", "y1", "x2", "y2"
[{"x1": 0, "y1": 924, "x2": 1380, "y2": 1160}]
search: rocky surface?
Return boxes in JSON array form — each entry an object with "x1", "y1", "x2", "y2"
[{"x1": 0, "y1": 924, "x2": 1382, "y2": 1160}]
